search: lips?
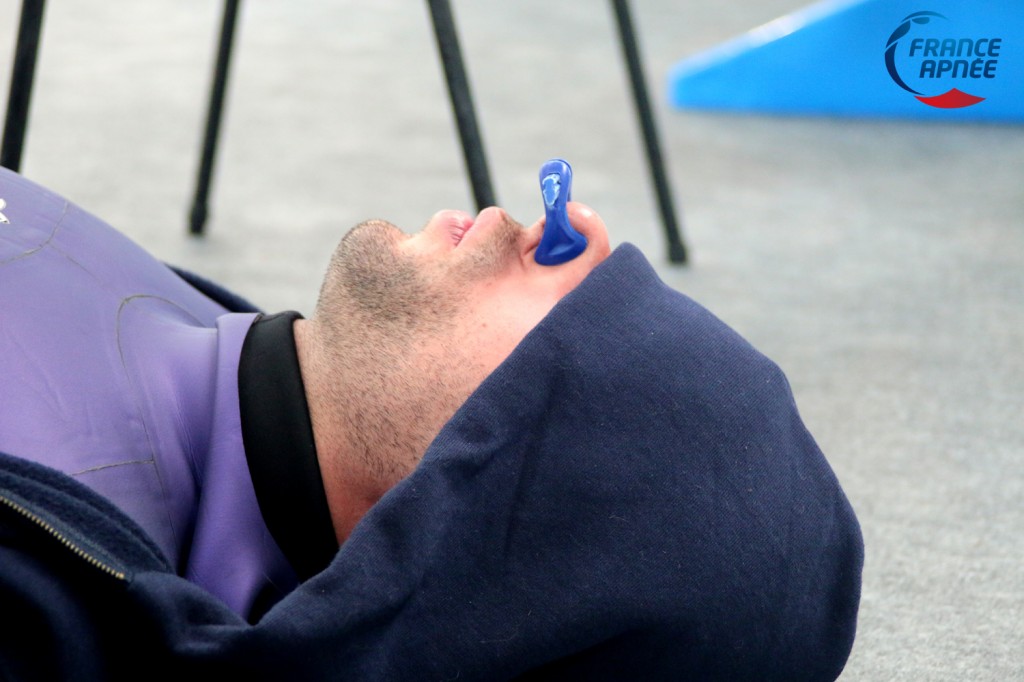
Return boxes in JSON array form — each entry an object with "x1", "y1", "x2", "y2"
[
  {"x1": 457, "y1": 207, "x2": 510, "y2": 248},
  {"x1": 436, "y1": 207, "x2": 521, "y2": 251},
  {"x1": 441, "y1": 210, "x2": 475, "y2": 246}
]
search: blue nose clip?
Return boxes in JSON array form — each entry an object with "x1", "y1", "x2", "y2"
[{"x1": 535, "y1": 158, "x2": 587, "y2": 265}]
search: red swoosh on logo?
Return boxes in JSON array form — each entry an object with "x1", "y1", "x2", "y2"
[{"x1": 915, "y1": 88, "x2": 986, "y2": 109}]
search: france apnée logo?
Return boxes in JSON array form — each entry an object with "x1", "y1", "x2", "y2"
[{"x1": 885, "y1": 11, "x2": 1001, "y2": 109}]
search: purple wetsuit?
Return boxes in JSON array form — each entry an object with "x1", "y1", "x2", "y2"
[{"x1": 0, "y1": 168, "x2": 297, "y2": 618}]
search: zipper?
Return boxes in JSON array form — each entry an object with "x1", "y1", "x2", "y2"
[{"x1": 0, "y1": 492, "x2": 127, "y2": 581}]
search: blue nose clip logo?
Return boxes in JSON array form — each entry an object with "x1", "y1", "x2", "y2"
[{"x1": 535, "y1": 159, "x2": 587, "y2": 265}]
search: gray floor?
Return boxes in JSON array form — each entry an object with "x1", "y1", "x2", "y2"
[{"x1": 2, "y1": 1, "x2": 1021, "y2": 679}]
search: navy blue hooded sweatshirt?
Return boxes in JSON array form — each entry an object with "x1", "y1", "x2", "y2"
[{"x1": 0, "y1": 242, "x2": 862, "y2": 680}]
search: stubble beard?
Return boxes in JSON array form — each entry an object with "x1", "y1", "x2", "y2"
[{"x1": 317, "y1": 213, "x2": 523, "y2": 486}]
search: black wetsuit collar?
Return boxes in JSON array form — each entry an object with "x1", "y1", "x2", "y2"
[{"x1": 238, "y1": 311, "x2": 337, "y2": 580}]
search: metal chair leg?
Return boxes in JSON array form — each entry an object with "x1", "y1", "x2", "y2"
[
  {"x1": 426, "y1": 0, "x2": 497, "y2": 211},
  {"x1": 2, "y1": 0, "x2": 47, "y2": 172},
  {"x1": 189, "y1": 0, "x2": 242, "y2": 236},
  {"x1": 611, "y1": 0, "x2": 688, "y2": 264}
]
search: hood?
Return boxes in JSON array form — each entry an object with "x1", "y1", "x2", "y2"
[{"x1": 249, "y1": 243, "x2": 863, "y2": 680}]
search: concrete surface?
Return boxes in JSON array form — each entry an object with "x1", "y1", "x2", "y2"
[{"x1": 1, "y1": 1, "x2": 1021, "y2": 679}]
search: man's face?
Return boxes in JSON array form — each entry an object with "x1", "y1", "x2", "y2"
[
  {"x1": 315, "y1": 204, "x2": 610, "y2": 485},
  {"x1": 336, "y1": 205, "x2": 610, "y2": 371}
]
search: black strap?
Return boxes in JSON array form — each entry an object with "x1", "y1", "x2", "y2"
[{"x1": 238, "y1": 312, "x2": 337, "y2": 580}]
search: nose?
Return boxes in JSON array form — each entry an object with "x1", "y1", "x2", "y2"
[{"x1": 564, "y1": 202, "x2": 611, "y2": 261}]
